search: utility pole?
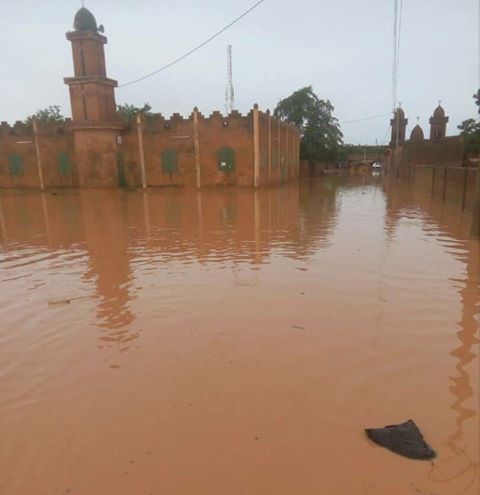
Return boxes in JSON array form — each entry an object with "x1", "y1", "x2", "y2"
[{"x1": 225, "y1": 45, "x2": 235, "y2": 114}]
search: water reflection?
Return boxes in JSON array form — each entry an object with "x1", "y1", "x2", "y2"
[
  {"x1": 0, "y1": 175, "x2": 478, "y2": 495},
  {"x1": 384, "y1": 178, "x2": 479, "y2": 493},
  {"x1": 0, "y1": 183, "x2": 342, "y2": 335}
]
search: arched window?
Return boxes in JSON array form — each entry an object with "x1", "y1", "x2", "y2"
[{"x1": 218, "y1": 147, "x2": 235, "y2": 172}]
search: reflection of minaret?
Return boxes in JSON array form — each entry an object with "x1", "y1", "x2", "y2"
[
  {"x1": 81, "y1": 191, "x2": 135, "y2": 333},
  {"x1": 442, "y1": 240, "x2": 479, "y2": 479},
  {"x1": 427, "y1": 240, "x2": 480, "y2": 492}
]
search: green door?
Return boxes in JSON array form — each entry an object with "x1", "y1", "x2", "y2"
[{"x1": 218, "y1": 147, "x2": 235, "y2": 172}]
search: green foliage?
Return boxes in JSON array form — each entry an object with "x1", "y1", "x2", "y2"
[
  {"x1": 117, "y1": 103, "x2": 153, "y2": 123},
  {"x1": 458, "y1": 90, "x2": 480, "y2": 157},
  {"x1": 25, "y1": 106, "x2": 65, "y2": 125},
  {"x1": 458, "y1": 118, "x2": 480, "y2": 156},
  {"x1": 274, "y1": 86, "x2": 343, "y2": 163},
  {"x1": 474, "y1": 89, "x2": 480, "y2": 113}
]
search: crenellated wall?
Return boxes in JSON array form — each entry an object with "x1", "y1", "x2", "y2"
[
  {"x1": 0, "y1": 120, "x2": 78, "y2": 189},
  {"x1": 0, "y1": 107, "x2": 300, "y2": 190}
]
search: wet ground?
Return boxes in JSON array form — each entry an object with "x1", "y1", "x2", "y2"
[{"x1": 0, "y1": 175, "x2": 478, "y2": 495}]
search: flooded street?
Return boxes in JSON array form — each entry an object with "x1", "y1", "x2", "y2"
[{"x1": 0, "y1": 175, "x2": 478, "y2": 495}]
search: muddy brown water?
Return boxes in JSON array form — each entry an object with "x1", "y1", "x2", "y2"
[{"x1": 0, "y1": 175, "x2": 478, "y2": 495}]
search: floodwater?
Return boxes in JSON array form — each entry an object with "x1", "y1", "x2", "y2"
[{"x1": 0, "y1": 175, "x2": 478, "y2": 495}]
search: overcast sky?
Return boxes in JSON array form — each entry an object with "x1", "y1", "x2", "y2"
[{"x1": 0, "y1": 0, "x2": 478, "y2": 144}]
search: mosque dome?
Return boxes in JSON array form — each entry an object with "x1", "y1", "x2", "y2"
[
  {"x1": 432, "y1": 105, "x2": 445, "y2": 119},
  {"x1": 410, "y1": 125, "x2": 424, "y2": 142},
  {"x1": 73, "y1": 7, "x2": 98, "y2": 32}
]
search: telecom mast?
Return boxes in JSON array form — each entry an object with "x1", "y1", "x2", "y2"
[{"x1": 225, "y1": 45, "x2": 235, "y2": 114}]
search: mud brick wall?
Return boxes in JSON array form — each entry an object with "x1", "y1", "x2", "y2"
[
  {"x1": 0, "y1": 107, "x2": 300, "y2": 189},
  {"x1": 0, "y1": 121, "x2": 78, "y2": 189},
  {"x1": 403, "y1": 137, "x2": 464, "y2": 168},
  {"x1": 413, "y1": 165, "x2": 478, "y2": 214},
  {"x1": 119, "y1": 107, "x2": 300, "y2": 188}
]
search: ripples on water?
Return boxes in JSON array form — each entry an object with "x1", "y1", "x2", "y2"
[{"x1": 0, "y1": 175, "x2": 478, "y2": 495}]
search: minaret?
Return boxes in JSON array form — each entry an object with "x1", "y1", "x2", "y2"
[
  {"x1": 429, "y1": 102, "x2": 449, "y2": 140},
  {"x1": 390, "y1": 107, "x2": 408, "y2": 148},
  {"x1": 64, "y1": 7, "x2": 124, "y2": 187}
]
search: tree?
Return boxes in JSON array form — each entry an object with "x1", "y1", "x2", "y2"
[
  {"x1": 473, "y1": 89, "x2": 480, "y2": 113},
  {"x1": 117, "y1": 103, "x2": 153, "y2": 123},
  {"x1": 457, "y1": 90, "x2": 480, "y2": 156},
  {"x1": 25, "y1": 105, "x2": 65, "y2": 125},
  {"x1": 274, "y1": 86, "x2": 343, "y2": 163}
]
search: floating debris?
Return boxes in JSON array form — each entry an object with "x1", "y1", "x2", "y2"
[
  {"x1": 48, "y1": 296, "x2": 88, "y2": 306},
  {"x1": 365, "y1": 419, "x2": 436, "y2": 460}
]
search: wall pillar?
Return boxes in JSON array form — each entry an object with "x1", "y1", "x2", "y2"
[
  {"x1": 253, "y1": 104, "x2": 260, "y2": 187},
  {"x1": 32, "y1": 118, "x2": 45, "y2": 190},
  {"x1": 471, "y1": 162, "x2": 480, "y2": 238},
  {"x1": 268, "y1": 111, "x2": 272, "y2": 184},
  {"x1": 136, "y1": 113, "x2": 147, "y2": 188},
  {"x1": 193, "y1": 107, "x2": 201, "y2": 189},
  {"x1": 285, "y1": 123, "x2": 290, "y2": 182}
]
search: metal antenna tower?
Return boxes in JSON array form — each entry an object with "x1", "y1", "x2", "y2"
[{"x1": 225, "y1": 45, "x2": 235, "y2": 114}]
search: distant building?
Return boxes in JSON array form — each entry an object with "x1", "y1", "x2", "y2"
[
  {"x1": 429, "y1": 104, "x2": 449, "y2": 140},
  {"x1": 387, "y1": 104, "x2": 464, "y2": 173},
  {"x1": 390, "y1": 108, "x2": 408, "y2": 148}
]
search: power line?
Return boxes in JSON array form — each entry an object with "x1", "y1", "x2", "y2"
[
  {"x1": 340, "y1": 112, "x2": 392, "y2": 125},
  {"x1": 119, "y1": 0, "x2": 267, "y2": 88},
  {"x1": 392, "y1": 0, "x2": 403, "y2": 111}
]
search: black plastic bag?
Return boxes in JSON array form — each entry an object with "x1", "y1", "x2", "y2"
[{"x1": 365, "y1": 419, "x2": 436, "y2": 460}]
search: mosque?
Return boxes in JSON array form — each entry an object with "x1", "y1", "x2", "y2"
[
  {"x1": 390, "y1": 104, "x2": 451, "y2": 147},
  {"x1": 388, "y1": 104, "x2": 464, "y2": 171},
  {"x1": 0, "y1": 7, "x2": 300, "y2": 189}
]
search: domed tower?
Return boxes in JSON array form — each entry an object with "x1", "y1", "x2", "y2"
[
  {"x1": 429, "y1": 104, "x2": 448, "y2": 140},
  {"x1": 409, "y1": 119, "x2": 424, "y2": 143},
  {"x1": 390, "y1": 107, "x2": 408, "y2": 148},
  {"x1": 64, "y1": 7, "x2": 123, "y2": 187}
]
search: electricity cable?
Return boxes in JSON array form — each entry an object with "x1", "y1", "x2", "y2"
[
  {"x1": 119, "y1": 0, "x2": 266, "y2": 88},
  {"x1": 341, "y1": 113, "x2": 392, "y2": 125}
]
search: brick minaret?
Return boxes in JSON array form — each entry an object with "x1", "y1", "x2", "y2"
[
  {"x1": 64, "y1": 7, "x2": 123, "y2": 187},
  {"x1": 390, "y1": 107, "x2": 408, "y2": 148},
  {"x1": 429, "y1": 104, "x2": 449, "y2": 140}
]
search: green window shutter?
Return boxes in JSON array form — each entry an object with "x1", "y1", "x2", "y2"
[
  {"x1": 58, "y1": 152, "x2": 71, "y2": 176},
  {"x1": 218, "y1": 147, "x2": 235, "y2": 172},
  {"x1": 9, "y1": 153, "x2": 23, "y2": 176},
  {"x1": 162, "y1": 149, "x2": 178, "y2": 174}
]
